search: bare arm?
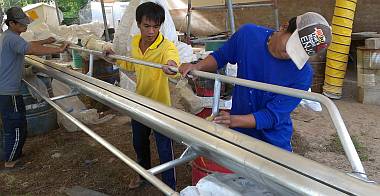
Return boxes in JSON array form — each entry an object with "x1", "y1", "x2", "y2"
[
  {"x1": 30, "y1": 37, "x2": 56, "y2": 46},
  {"x1": 25, "y1": 42, "x2": 68, "y2": 56},
  {"x1": 179, "y1": 55, "x2": 219, "y2": 76},
  {"x1": 214, "y1": 111, "x2": 256, "y2": 128},
  {"x1": 230, "y1": 114, "x2": 256, "y2": 128}
]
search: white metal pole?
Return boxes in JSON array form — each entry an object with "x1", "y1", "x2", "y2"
[
  {"x1": 226, "y1": 0, "x2": 236, "y2": 34},
  {"x1": 100, "y1": 0, "x2": 110, "y2": 41}
]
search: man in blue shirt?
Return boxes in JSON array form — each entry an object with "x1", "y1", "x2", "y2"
[
  {"x1": 0, "y1": 7, "x2": 68, "y2": 170},
  {"x1": 179, "y1": 12, "x2": 332, "y2": 151}
]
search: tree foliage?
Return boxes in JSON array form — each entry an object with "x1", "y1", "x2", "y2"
[
  {"x1": 1, "y1": 0, "x2": 88, "y2": 24},
  {"x1": 56, "y1": 0, "x2": 88, "y2": 19}
]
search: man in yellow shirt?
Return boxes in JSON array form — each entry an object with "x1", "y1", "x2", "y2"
[{"x1": 110, "y1": 2, "x2": 179, "y2": 190}]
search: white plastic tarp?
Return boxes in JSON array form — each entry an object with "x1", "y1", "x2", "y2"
[
  {"x1": 113, "y1": 0, "x2": 178, "y2": 54},
  {"x1": 22, "y1": 3, "x2": 63, "y2": 27}
]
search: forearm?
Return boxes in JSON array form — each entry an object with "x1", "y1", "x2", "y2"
[
  {"x1": 230, "y1": 114, "x2": 256, "y2": 129},
  {"x1": 30, "y1": 39, "x2": 51, "y2": 45},
  {"x1": 25, "y1": 44, "x2": 63, "y2": 55},
  {"x1": 196, "y1": 55, "x2": 218, "y2": 73}
]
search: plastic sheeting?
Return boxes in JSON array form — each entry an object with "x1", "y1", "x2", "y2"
[
  {"x1": 79, "y1": 1, "x2": 129, "y2": 29},
  {"x1": 22, "y1": 3, "x2": 63, "y2": 27},
  {"x1": 21, "y1": 21, "x2": 104, "y2": 43},
  {"x1": 181, "y1": 173, "x2": 274, "y2": 196},
  {"x1": 113, "y1": 0, "x2": 178, "y2": 55},
  {"x1": 119, "y1": 71, "x2": 137, "y2": 92}
]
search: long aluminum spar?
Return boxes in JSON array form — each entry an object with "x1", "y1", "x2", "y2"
[{"x1": 24, "y1": 56, "x2": 380, "y2": 195}]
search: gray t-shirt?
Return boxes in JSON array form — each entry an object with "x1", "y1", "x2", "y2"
[{"x1": 0, "y1": 30, "x2": 30, "y2": 95}]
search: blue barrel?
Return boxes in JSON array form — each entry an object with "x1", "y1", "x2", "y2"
[{"x1": 20, "y1": 75, "x2": 58, "y2": 136}]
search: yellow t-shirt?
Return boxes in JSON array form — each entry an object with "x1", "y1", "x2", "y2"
[{"x1": 116, "y1": 33, "x2": 180, "y2": 106}]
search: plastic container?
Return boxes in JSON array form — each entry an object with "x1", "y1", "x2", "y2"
[
  {"x1": 192, "y1": 156, "x2": 234, "y2": 185},
  {"x1": 20, "y1": 76, "x2": 58, "y2": 136},
  {"x1": 72, "y1": 50, "x2": 83, "y2": 69}
]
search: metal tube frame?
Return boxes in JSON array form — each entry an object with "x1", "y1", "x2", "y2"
[
  {"x1": 212, "y1": 78, "x2": 222, "y2": 116},
  {"x1": 87, "y1": 53, "x2": 94, "y2": 76},
  {"x1": 226, "y1": 0, "x2": 236, "y2": 34},
  {"x1": 186, "y1": 0, "x2": 192, "y2": 40},
  {"x1": 22, "y1": 77, "x2": 178, "y2": 196},
  {"x1": 50, "y1": 91, "x2": 80, "y2": 101},
  {"x1": 24, "y1": 56, "x2": 380, "y2": 195},
  {"x1": 191, "y1": 35, "x2": 228, "y2": 43},
  {"x1": 186, "y1": 0, "x2": 278, "y2": 37},
  {"x1": 191, "y1": 2, "x2": 275, "y2": 10},
  {"x1": 273, "y1": 0, "x2": 280, "y2": 30},
  {"x1": 100, "y1": 0, "x2": 110, "y2": 42},
  {"x1": 193, "y1": 71, "x2": 367, "y2": 179},
  {"x1": 66, "y1": 45, "x2": 367, "y2": 179},
  {"x1": 148, "y1": 151, "x2": 198, "y2": 175}
]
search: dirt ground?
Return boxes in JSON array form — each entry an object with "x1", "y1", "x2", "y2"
[{"x1": 0, "y1": 85, "x2": 379, "y2": 195}]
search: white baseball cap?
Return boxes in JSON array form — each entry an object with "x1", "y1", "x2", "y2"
[{"x1": 286, "y1": 12, "x2": 332, "y2": 70}]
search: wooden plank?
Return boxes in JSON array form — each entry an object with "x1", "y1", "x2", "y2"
[{"x1": 357, "y1": 87, "x2": 380, "y2": 105}]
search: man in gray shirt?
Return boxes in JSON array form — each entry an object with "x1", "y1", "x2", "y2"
[{"x1": 0, "y1": 7, "x2": 68, "y2": 170}]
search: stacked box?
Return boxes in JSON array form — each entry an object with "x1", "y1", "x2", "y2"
[
  {"x1": 356, "y1": 47, "x2": 380, "y2": 105},
  {"x1": 365, "y1": 38, "x2": 380, "y2": 49}
]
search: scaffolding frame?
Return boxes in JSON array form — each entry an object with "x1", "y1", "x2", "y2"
[{"x1": 186, "y1": 0, "x2": 279, "y2": 39}]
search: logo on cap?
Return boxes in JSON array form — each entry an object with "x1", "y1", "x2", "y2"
[{"x1": 300, "y1": 27, "x2": 329, "y2": 56}]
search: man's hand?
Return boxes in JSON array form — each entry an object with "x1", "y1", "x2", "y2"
[
  {"x1": 102, "y1": 48, "x2": 116, "y2": 64},
  {"x1": 178, "y1": 63, "x2": 199, "y2": 77},
  {"x1": 59, "y1": 42, "x2": 69, "y2": 53},
  {"x1": 213, "y1": 111, "x2": 232, "y2": 127},
  {"x1": 44, "y1": 37, "x2": 56, "y2": 44},
  {"x1": 162, "y1": 60, "x2": 177, "y2": 75}
]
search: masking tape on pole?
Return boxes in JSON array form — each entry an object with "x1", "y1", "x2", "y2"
[{"x1": 323, "y1": 0, "x2": 357, "y2": 99}]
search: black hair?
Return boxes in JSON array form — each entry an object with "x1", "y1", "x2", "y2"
[
  {"x1": 136, "y1": 2, "x2": 165, "y2": 25},
  {"x1": 5, "y1": 19, "x2": 16, "y2": 27},
  {"x1": 286, "y1": 17, "x2": 297, "y2": 33}
]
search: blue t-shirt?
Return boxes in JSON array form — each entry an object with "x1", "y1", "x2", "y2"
[
  {"x1": 211, "y1": 24, "x2": 313, "y2": 151},
  {"x1": 0, "y1": 30, "x2": 30, "y2": 95}
]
